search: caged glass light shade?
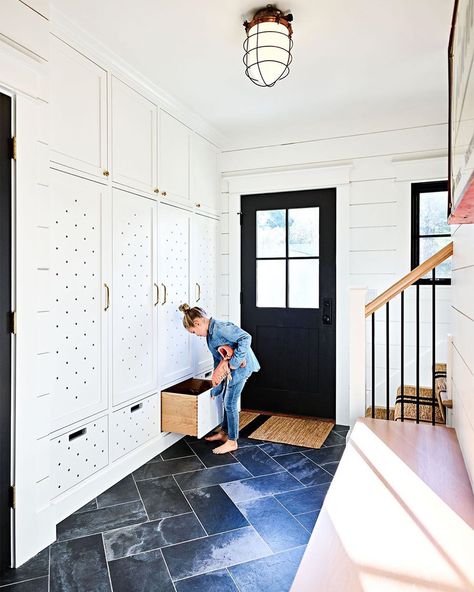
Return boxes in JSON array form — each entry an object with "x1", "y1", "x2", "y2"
[{"x1": 243, "y1": 5, "x2": 294, "y2": 88}]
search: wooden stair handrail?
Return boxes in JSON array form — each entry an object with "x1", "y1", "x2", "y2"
[{"x1": 365, "y1": 242, "x2": 453, "y2": 317}]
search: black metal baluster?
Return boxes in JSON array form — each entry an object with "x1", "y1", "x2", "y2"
[
  {"x1": 386, "y1": 302, "x2": 390, "y2": 421},
  {"x1": 400, "y1": 291, "x2": 404, "y2": 422},
  {"x1": 432, "y1": 268, "x2": 436, "y2": 425},
  {"x1": 372, "y1": 313, "x2": 375, "y2": 419},
  {"x1": 416, "y1": 283, "x2": 420, "y2": 424}
]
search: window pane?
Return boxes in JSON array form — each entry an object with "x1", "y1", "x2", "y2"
[
  {"x1": 419, "y1": 236, "x2": 452, "y2": 279},
  {"x1": 257, "y1": 260, "x2": 286, "y2": 307},
  {"x1": 289, "y1": 259, "x2": 319, "y2": 308},
  {"x1": 288, "y1": 207, "x2": 319, "y2": 257},
  {"x1": 256, "y1": 210, "x2": 286, "y2": 258},
  {"x1": 419, "y1": 191, "x2": 450, "y2": 235}
]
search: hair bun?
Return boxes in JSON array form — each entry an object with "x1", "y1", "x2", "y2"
[{"x1": 179, "y1": 303, "x2": 190, "y2": 313}]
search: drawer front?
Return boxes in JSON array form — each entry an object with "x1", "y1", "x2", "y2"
[
  {"x1": 197, "y1": 391, "x2": 223, "y2": 439},
  {"x1": 51, "y1": 415, "x2": 108, "y2": 498},
  {"x1": 111, "y1": 394, "x2": 160, "y2": 461}
]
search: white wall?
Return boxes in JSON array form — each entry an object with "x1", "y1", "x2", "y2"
[
  {"x1": 451, "y1": 223, "x2": 474, "y2": 488},
  {"x1": 220, "y1": 124, "x2": 450, "y2": 424}
]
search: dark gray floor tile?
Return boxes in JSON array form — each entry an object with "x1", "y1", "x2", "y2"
[
  {"x1": 275, "y1": 482, "x2": 330, "y2": 515},
  {"x1": 57, "y1": 500, "x2": 147, "y2": 541},
  {"x1": 108, "y1": 549, "x2": 174, "y2": 592},
  {"x1": 103, "y1": 512, "x2": 206, "y2": 560},
  {"x1": 220, "y1": 472, "x2": 301, "y2": 503},
  {"x1": 137, "y1": 475, "x2": 192, "y2": 520},
  {"x1": 175, "y1": 569, "x2": 238, "y2": 592},
  {"x1": 133, "y1": 456, "x2": 204, "y2": 481},
  {"x1": 96, "y1": 475, "x2": 139, "y2": 508},
  {"x1": 236, "y1": 437, "x2": 263, "y2": 448},
  {"x1": 188, "y1": 441, "x2": 239, "y2": 468},
  {"x1": 232, "y1": 447, "x2": 283, "y2": 477},
  {"x1": 175, "y1": 464, "x2": 252, "y2": 491},
  {"x1": 332, "y1": 424, "x2": 350, "y2": 434},
  {"x1": 0, "y1": 548, "x2": 49, "y2": 586},
  {"x1": 0, "y1": 577, "x2": 48, "y2": 591},
  {"x1": 303, "y1": 444, "x2": 345, "y2": 466},
  {"x1": 185, "y1": 486, "x2": 249, "y2": 535},
  {"x1": 161, "y1": 439, "x2": 196, "y2": 460},
  {"x1": 258, "y1": 442, "x2": 308, "y2": 457},
  {"x1": 50, "y1": 534, "x2": 111, "y2": 592},
  {"x1": 322, "y1": 431, "x2": 347, "y2": 447},
  {"x1": 74, "y1": 499, "x2": 97, "y2": 514},
  {"x1": 237, "y1": 496, "x2": 309, "y2": 552},
  {"x1": 323, "y1": 461, "x2": 340, "y2": 475},
  {"x1": 295, "y1": 510, "x2": 320, "y2": 532},
  {"x1": 274, "y1": 453, "x2": 333, "y2": 486},
  {"x1": 162, "y1": 526, "x2": 271, "y2": 581},
  {"x1": 229, "y1": 545, "x2": 305, "y2": 592}
]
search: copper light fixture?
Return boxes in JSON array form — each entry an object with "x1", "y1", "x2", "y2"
[{"x1": 243, "y1": 4, "x2": 294, "y2": 88}]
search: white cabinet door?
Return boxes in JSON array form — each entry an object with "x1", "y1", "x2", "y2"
[
  {"x1": 158, "y1": 110, "x2": 190, "y2": 206},
  {"x1": 50, "y1": 36, "x2": 108, "y2": 178},
  {"x1": 158, "y1": 203, "x2": 193, "y2": 387},
  {"x1": 192, "y1": 214, "x2": 218, "y2": 375},
  {"x1": 190, "y1": 134, "x2": 219, "y2": 213},
  {"x1": 112, "y1": 188, "x2": 158, "y2": 405},
  {"x1": 111, "y1": 77, "x2": 157, "y2": 194},
  {"x1": 51, "y1": 171, "x2": 109, "y2": 429}
]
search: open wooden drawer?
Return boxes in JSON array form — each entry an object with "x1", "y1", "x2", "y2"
[{"x1": 161, "y1": 378, "x2": 223, "y2": 438}]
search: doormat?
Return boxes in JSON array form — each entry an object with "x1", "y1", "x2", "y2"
[
  {"x1": 243, "y1": 414, "x2": 334, "y2": 449},
  {"x1": 239, "y1": 411, "x2": 259, "y2": 430}
]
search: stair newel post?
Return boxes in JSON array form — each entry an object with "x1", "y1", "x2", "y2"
[
  {"x1": 386, "y1": 302, "x2": 390, "y2": 420},
  {"x1": 372, "y1": 313, "x2": 375, "y2": 419},
  {"x1": 416, "y1": 283, "x2": 420, "y2": 424},
  {"x1": 432, "y1": 268, "x2": 436, "y2": 426},
  {"x1": 400, "y1": 290, "x2": 405, "y2": 422}
]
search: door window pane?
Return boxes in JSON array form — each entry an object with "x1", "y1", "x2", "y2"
[
  {"x1": 420, "y1": 236, "x2": 452, "y2": 279},
  {"x1": 256, "y1": 210, "x2": 286, "y2": 258},
  {"x1": 288, "y1": 207, "x2": 319, "y2": 257},
  {"x1": 289, "y1": 259, "x2": 319, "y2": 308},
  {"x1": 419, "y1": 192, "x2": 450, "y2": 235},
  {"x1": 257, "y1": 260, "x2": 286, "y2": 307}
]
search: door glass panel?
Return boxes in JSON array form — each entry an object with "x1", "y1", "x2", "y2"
[
  {"x1": 419, "y1": 236, "x2": 452, "y2": 279},
  {"x1": 289, "y1": 259, "x2": 319, "y2": 308},
  {"x1": 257, "y1": 260, "x2": 286, "y2": 307},
  {"x1": 288, "y1": 207, "x2": 319, "y2": 257},
  {"x1": 256, "y1": 209, "x2": 286, "y2": 258},
  {"x1": 419, "y1": 192, "x2": 450, "y2": 235}
]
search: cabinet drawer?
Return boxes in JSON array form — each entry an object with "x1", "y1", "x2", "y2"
[
  {"x1": 161, "y1": 378, "x2": 223, "y2": 439},
  {"x1": 111, "y1": 394, "x2": 160, "y2": 461},
  {"x1": 51, "y1": 416, "x2": 108, "y2": 498}
]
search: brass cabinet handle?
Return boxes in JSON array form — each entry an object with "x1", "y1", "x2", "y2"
[
  {"x1": 103, "y1": 170, "x2": 110, "y2": 177},
  {"x1": 161, "y1": 283, "x2": 167, "y2": 305},
  {"x1": 104, "y1": 283, "x2": 110, "y2": 311},
  {"x1": 161, "y1": 191, "x2": 167, "y2": 196},
  {"x1": 195, "y1": 282, "x2": 201, "y2": 302},
  {"x1": 154, "y1": 188, "x2": 160, "y2": 194},
  {"x1": 154, "y1": 283, "x2": 159, "y2": 306}
]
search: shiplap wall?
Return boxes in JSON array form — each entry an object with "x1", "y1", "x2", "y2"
[
  {"x1": 219, "y1": 124, "x2": 451, "y2": 413},
  {"x1": 451, "y1": 223, "x2": 474, "y2": 488}
]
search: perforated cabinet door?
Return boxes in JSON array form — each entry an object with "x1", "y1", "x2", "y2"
[
  {"x1": 112, "y1": 188, "x2": 158, "y2": 405},
  {"x1": 157, "y1": 203, "x2": 193, "y2": 386},
  {"x1": 51, "y1": 171, "x2": 109, "y2": 429},
  {"x1": 192, "y1": 213, "x2": 218, "y2": 375}
]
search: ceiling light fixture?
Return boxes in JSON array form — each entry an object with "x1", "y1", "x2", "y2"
[{"x1": 243, "y1": 4, "x2": 294, "y2": 88}]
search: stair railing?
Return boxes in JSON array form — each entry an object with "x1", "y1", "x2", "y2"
[{"x1": 364, "y1": 242, "x2": 453, "y2": 424}]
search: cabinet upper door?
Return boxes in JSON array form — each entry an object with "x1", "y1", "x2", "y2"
[
  {"x1": 112, "y1": 188, "x2": 158, "y2": 406},
  {"x1": 50, "y1": 37, "x2": 108, "y2": 178},
  {"x1": 111, "y1": 77, "x2": 157, "y2": 194},
  {"x1": 158, "y1": 203, "x2": 193, "y2": 387},
  {"x1": 192, "y1": 214, "x2": 218, "y2": 375},
  {"x1": 190, "y1": 134, "x2": 219, "y2": 213},
  {"x1": 158, "y1": 110, "x2": 190, "y2": 205}
]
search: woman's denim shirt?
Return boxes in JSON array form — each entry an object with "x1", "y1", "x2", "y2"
[{"x1": 207, "y1": 318, "x2": 260, "y2": 394}]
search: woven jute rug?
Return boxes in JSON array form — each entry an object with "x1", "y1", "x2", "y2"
[
  {"x1": 248, "y1": 415, "x2": 333, "y2": 449},
  {"x1": 239, "y1": 411, "x2": 259, "y2": 430}
]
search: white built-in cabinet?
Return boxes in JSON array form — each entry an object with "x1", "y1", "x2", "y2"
[
  {"x1": 190, "y1": 134, "x2": 219, "y2": 213},
  {"x1": 158, "y1": 110, "x2": 190, "y2": 206}
]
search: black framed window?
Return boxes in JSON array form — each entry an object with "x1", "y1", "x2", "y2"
[{"x1": 411, "y1": 180, "x2": 451, "y2": 284}]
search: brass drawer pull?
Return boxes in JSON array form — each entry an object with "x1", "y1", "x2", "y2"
[
  {"x1": 196, "y1": 282, "x2": 201, "y2": 302},
  {"x1": 104, "y1": 283, "x2": 110, "y2": 311},
  {"x1": 154, "y1": 283, "x2": 159, "y2": 306},
  {"x1": 161, "y1": 283, "x2": 167, "y2": 305}
]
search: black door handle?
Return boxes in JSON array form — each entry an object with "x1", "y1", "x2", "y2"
[{"x1": 322, "y1": 298, "x2": 333, "y2": 325}]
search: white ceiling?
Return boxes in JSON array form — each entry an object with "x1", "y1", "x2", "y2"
[{"x1": 52, "y1": 0, "x2": 454, "y2": 149}]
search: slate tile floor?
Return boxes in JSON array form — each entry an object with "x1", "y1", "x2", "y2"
[{"x1": 0, "y1": 424, "x2": 348, "y2": 592}]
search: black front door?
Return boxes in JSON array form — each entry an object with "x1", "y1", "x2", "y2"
[
  {"x1": 0, "y1": 92, "x2": 12, "y2": 572},
  {"x1": 241, "y1": 189, "x2": 336, "y2": 419}
]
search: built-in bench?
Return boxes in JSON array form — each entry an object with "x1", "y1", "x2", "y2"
[{"x1": 291, "y1": 418, "x2": 474, "y2": 591}]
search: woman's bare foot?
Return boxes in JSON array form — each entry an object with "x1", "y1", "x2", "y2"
[
  {"x1": 205, "y1": 431, "x2": 228, "y2": 443},
  {"x1": 213, "y1": 440, "x2": 238, "y2": 454}
]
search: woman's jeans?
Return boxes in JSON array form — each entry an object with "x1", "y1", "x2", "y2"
[{"x1": 221, "y1": 377, "x2": 248, "y2": 441}]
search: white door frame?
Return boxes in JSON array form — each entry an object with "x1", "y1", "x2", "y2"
[{"x1": 223, "y1": 163, "x2": 353, "y2": 425}]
